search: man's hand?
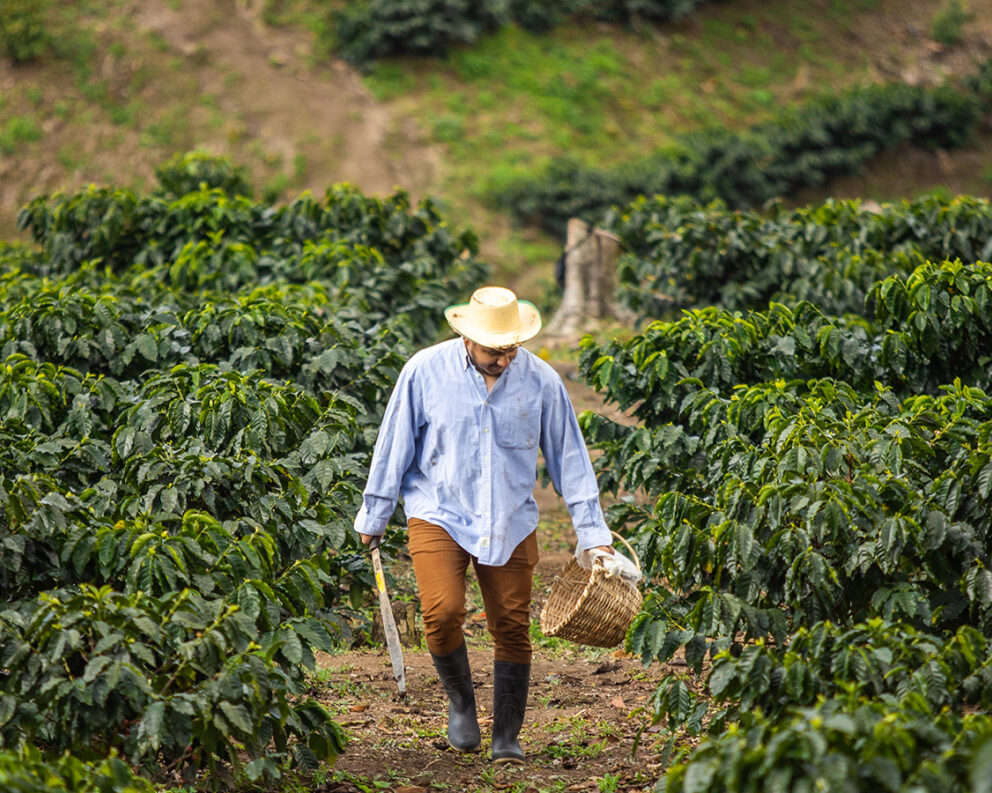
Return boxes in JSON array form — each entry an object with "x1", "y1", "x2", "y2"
[
  {"x1": 360, "y1": 533, "x2": 376, "y2": 547},
  {"x1": 577, "y1": 544, "x2": 640, "y2": 582},
  {"x1": 575, "y1": 545, "x2": 614, "y2": 568}
]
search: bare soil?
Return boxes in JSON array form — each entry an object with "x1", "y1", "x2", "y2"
[
  {"x1": 314, "y1": 516, "x2": 682, "y2": 793},
  {"x1": 130, "y1": 0, "x2": 440, "y2": 197},
  {"x1": 315, "y1": 641, "x2": 676, "y2": 793},
  {"x1": 0, "y1": 0, "x2": 442, "y2": 238}
]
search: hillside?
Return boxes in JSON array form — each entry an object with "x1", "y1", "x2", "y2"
[{"x1": 2, "y1": 0, "x2": 991, "y2": 292}]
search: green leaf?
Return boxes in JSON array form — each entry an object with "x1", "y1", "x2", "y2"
[
  {"x1": 136, "y1": 333, "x2": 158, "y2": 362},
  {"x1": 977, "y1": 461, "x2": 992, "y2": 500},
  {"x1": 115, "y1": 426, "x2": 136, "y2": 459},
  {"x1": 280, "y1": 627, "x2": 303, "y2": 664},
  {"x1": 218, "y1": 701, "x2": 253, "y2": 735},
  {"x1": 292, "y1": 742, "x2": 320, "y2": 771},
  {"x1": 238, "y1": 583, "x2": 262, "y2": 621},
  {"x1": 682, "y1": 755, "x2": 719, "y2": 793},
  {"x1": 244, "y1": 757, "x2": 275, "y2": 782},
  {"x1": 312, "y1": 458, "x2": 335, "y2": 492},
  {"x1": 0, "y1": 695, "x2": 16, "y2": 728},
  {"x1": 972, "y1": 735, "x2": 992, "y2": 793},
  {"x1": 139, "y1": 700, "x2": 166, "y2": 752},
  {"x1": 821, "y1": 713, "x2": 855, "y2": 734},
  {"x1": 708, "y1": 662, "x2": 734, "y2": 698},
  {"x1": 735, "y1": 523, "x2": 754, "y2": 567}
]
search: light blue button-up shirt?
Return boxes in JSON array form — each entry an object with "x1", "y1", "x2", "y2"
[{"x1": 353, "y1": 338, "x2": 612, "y2": 566}]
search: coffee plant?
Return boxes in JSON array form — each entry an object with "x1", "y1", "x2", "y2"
[
  {"x1": 331, "y1": 0, "x2": 710, "y2": 66},
  {"x1": 0, "y1": 0, "x2": 49, "y2": 64},
  {"x1": 577, "y1": 259, "x2": 992, "y2": 440},
  {"x1": 574, "y1": 190, "x2": 992, "y2": 790},
  {"x1": 612, "y1": 192, "x2": 992, "y2": 317},
  {"x1": 658, "y1": 698, "x2": 992, "y2": 793},
  {"x1": 0, "y1": 155, "x2": 485, "y2": 785},
  {"x1": 651, "y1": 620, "x2": 992, "y2": 735},
  {"x1": 498, "y1": 69, "x2": 990, "y2": 234},
  {"x1": 0, "y1": 745, "x2": 153, "y2": 793},
  {"x1": 153, "y1": 152, "x2": 253, "y2": 199},
  {"x1": 0, "y1": 585, "x2": 346, "y2": 773}
]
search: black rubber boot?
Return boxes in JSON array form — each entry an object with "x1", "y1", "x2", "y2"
[
  {"x1": 431, "y1": 642, "x2": 481, "y2": 752},
  {"x1": 491, "y1": 660, "x2": 530, "y2": 764}
]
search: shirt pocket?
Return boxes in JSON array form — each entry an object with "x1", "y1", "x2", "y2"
[{"x1": 494, "y1": 401, "x2": 541, "y2": 450}]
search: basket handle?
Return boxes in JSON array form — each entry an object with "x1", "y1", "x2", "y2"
[{"x1": 593, "y1": 530, "x2": 641, "y2": 574}]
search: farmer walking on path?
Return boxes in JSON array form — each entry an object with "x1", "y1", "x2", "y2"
[{"x1": 354, "y1": 286, "x2": 618, "y2": 764}]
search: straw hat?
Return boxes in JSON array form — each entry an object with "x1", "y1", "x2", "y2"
[{"x1": 444, "y1": 287, "x2": 542, "y2": 349}]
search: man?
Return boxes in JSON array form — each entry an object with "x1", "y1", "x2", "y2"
[{"x1": 354, "y1": 286, "x2": 614, "y2": 764}]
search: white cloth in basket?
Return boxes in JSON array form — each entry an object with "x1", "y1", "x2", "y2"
[{"x1": 575, "y1": 546, "x2": 641, "y2": 583}]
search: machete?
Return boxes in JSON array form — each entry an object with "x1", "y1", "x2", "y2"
[{"x1": 369, "y1": 536, "x2": 406, "y2": 696}]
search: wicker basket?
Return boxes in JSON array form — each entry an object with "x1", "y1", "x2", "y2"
[{"x1": 539, "y1": 532, "x2": 643, "y2": 648}]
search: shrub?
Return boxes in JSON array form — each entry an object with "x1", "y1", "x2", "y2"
[
  {"x1": 931, "y1": 0, "x2": 971, "y2": 47},
  {"x1": 967, "y1": 57, "x2": 992, "y2": 107},
  {"x1": 648, "y1": 619, "x2": 992, "y2": 735},
  {"x1": 332, "y1": 0, "x2": 508, "y2": 66},
  {"x1": 0, "y1": 153, "x2": 487, "y2": 785},
  {"x1": 0, "y1": 0, "x2": 49, "y2": 64},
  {"x1": 0, "y1": 584, "x2": 346, "y2": 779},
  {"x1": 153, "y1": 152, "x2": 253, "y2": 198},
  {"x1": 0, "y1": 745, "x2": 152, "y2": 793},
  {"x1": 498, "y1": 74, "x2": 986, "y2": 233},
  {"x1": 330, "y1": 0, "x2": 711, "y2": 66},
  {"x1": 610, "y1": 193, "x2": 992, "y2": 317},
  {"x1": 658, "y1": 698, "x2": 992, "y2": 793}
]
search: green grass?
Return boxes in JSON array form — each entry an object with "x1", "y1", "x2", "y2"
[
  {"x1": 367, "y1": 25, "x2": 658, "y2": 188},
  {"x1": 540, "y1": 713, "x2": 611, "y2": 760},
  {"x1": 0, "y1": 115, "x2": 42, "y2": 155}
]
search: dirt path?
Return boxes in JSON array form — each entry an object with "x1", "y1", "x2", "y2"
[
  {"x1": 315, "y1": 521, "x2": 676, "y2": 793},
  {"x1": 132, "y1": 0, "x2": 440, "y2": 198},
  {"x1": 316, "y1": 640, "x2": 673, "y2": 793},
  {"x1": 312, "y1": 365, "x2": 668, "y2": 792}
]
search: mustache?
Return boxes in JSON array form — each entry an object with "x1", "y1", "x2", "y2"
[{"x1": 472, "y1": 358, "x2": 507, "y2": 376}]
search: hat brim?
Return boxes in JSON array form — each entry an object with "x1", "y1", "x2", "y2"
[{"x1": 444, "y1": 299, "x2": 542, "y2": 349}]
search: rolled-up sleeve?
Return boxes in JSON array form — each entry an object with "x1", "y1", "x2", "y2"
[
  {"x1": 540, "y1": 379, "x2": 612, "y2": 551},
  {"x1": 353, "y1": 362, "x2": 422, "y2": 537}
]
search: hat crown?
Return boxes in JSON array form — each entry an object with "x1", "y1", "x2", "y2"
[
  {"x1": 469, "y1": 287, "x2": 520, "y2": 334},
  {"x1": 444, "y1": 285, "x2": 542, "y2": 348}
]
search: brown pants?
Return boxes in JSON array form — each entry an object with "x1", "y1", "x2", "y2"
[{"x1": 408, "y1": 518, "x2": 539, "y2": 665}]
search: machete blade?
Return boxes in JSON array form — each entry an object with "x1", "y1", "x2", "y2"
[{"x1": 370, "y1": 540, "x2": 406, "y2": 696}]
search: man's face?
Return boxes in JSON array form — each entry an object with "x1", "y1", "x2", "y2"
[{"x1": 464, "y1": 338, "x2": 519, "y2": 378}]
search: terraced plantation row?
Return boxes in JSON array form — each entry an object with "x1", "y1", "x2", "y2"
[
  {"x1": 577, "y1": 192, "x2": 992, "y2": 791},
  {"x1": 0, "y1": 153, "x2": 485, "y2": 790}
]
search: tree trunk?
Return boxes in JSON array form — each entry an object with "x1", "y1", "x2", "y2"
[{"x1": 544, "y1": 217, "x2": 628, "y2": 337}]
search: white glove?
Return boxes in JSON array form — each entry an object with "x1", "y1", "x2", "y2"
[{"x1": 575, "y1": 546, "x2": 641, "y2": 584}]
